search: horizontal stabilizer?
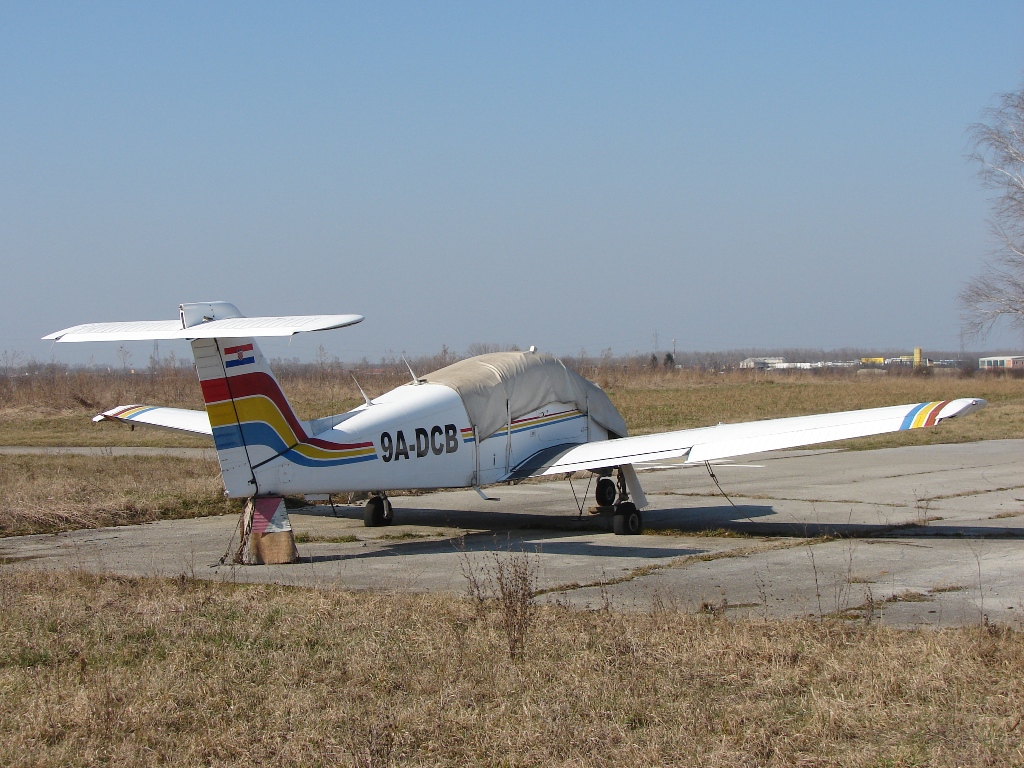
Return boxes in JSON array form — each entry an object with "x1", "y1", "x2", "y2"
[
  {"x1": 93, "y1": 405, "x2": 213, "y2": 436},
  {"x1": 45, "y1": 314, "x2": 363, "y2": 342}
]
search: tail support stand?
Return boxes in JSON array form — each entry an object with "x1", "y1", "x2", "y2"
[{"x1": 235, "y1": 497, "x2": 299, "y2": 565}]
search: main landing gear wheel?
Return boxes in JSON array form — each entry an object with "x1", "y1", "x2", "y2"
[
  {"x1": 595, "y1": 477, "x2": 617, "y2": 507},
  {"x1": 612, "y1": 502, "x2": 642, "y2": 535},
  {"x1": 364, "y1": 495, "x2": 394, "y2": 527}
]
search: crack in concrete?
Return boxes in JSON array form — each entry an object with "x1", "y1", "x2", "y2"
[
  {"x1": 919, "y1": 485, "x2": 1024, "y2": 502},
  {"x1": 537, "y1": 538, "x2": 809, "y2": 596}
]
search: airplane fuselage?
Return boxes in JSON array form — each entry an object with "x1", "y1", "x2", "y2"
[{"x1": 250, "y1": 383, "x2": 604, "y2": 497}]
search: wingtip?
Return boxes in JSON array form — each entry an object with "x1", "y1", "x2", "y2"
[{"x1": 940, "y1": 398, "x2": 987, "y2": 421}]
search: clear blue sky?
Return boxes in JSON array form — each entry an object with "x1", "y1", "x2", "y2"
[{"x1": 2, "y1": 2, "x2": 1023, "y2": 365}]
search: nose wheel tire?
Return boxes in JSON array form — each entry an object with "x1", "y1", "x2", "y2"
[
  {"x1": 364, "y1": 496, "x2": 394, "y2": 527},
  {"x1": 595, "y1": 477, "x2": 617, "y2": 507},
  {"x1": 612, "y1": 502, "x2": 642, "y2": 535}
]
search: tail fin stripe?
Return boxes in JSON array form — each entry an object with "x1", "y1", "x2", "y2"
[
  {"x1": 211, "y1": 401, "x2": 374, "y2": 457},
  {"x1": 204, "y1": 371, "x2": 374, "y2": 453},
  {"x1": 221, "y1": 423, "x2": 375, "y2": 467},
  {"x1": 212, "y1": 426, "x2": 245, "y2": 451},
  {"x1": 202, "y1": 372, "x2": 310, "y2": 440},
  {"x1": 200, "y1": 377, "x2": 234, "y2": 404},
  {"x1": 206, "y1": 393, "x2": 372, "y2": 453}
]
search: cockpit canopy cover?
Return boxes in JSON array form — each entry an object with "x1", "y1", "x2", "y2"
[{"x1": 422, "y1": 351, "x2": 628, "y2": 443}]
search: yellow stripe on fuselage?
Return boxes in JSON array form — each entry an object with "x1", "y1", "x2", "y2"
[
  {"x1": 291, "y1": 442, "x2": 375, "y2": 461},
  {"x1": 489, "y1": 410, "x2": 583, "y2": 436}
]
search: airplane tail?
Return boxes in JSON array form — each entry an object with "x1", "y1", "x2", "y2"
[
  {"x1": 44, "y1": 301, "x2": 367, "y2": 498},
  {"x1": 191, "y1": 334, "x2": 306, "y2": 496}
]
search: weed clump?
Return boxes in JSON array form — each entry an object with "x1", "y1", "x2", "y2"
[{"x1": 460, "y1": 544, "x2": 539, "y2": 661}]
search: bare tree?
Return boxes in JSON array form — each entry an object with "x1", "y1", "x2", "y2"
[
  {"x1": 960, "y1": 85, "x2": 1024, "y2": 339},
  {"x1": 116, "y1": 345, "x2": 132, "y2": 374}
]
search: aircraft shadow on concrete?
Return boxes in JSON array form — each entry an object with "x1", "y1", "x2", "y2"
[
  {"x1": 299, "y1": 503, "x2": 613, "y2": 533},
  {"x1": 522, "y1": 540, "x2": 701, "y2": 559},
  {"x1": 299, "y1": 501, "x2": 1024, "y2": 545},
  {"x1": 650, "y1": 502, "x2": 1024, "y2": 539},
  {"x1": 301, "y1": 531, "x2": 702, "y2": 564}
]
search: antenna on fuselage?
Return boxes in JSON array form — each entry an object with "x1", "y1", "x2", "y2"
[
  {"x1": 402, "y1": 355, "x2": 421, "y2": 385},
  {"x1": 351, "y1": 373, "x2": 372, "y2": 407}
]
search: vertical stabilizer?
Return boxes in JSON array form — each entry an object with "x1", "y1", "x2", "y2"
[{"x1": 192, "y1": 335, "x2": 308, "y2": 497}]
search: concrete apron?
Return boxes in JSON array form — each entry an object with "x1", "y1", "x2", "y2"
[{"x1": 2, "y1": 440, "x2": 1023, "y2": 627}]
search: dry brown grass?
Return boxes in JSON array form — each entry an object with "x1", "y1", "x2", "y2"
[
  {"x1": 605, "y1": 370, "x2": 1024, "y2": 448},
  {"x1": 0, "y1": 409, "x2": 212, "y2": 447},
  {"x1": 3, "y1": 367, "x2": 1022, "y2": 448},
  {"x1": 1, "y1": 569, "x2": 1023, "y2": 767},
  {"x1": 0, "y1": 455, "x2": 234, "y2": 537},
  {"x1": 0, "y1": 366, "x2": 207, "y2": 447},
  {"x1": 0, "y1": 367, "x2": 379, "y2": 447}
]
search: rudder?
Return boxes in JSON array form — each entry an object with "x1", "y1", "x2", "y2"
[{"x1": 192, "y1": 335, "x2": 309, "y2": 498}]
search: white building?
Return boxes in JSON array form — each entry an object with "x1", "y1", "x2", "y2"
[
  {"x1": 739, "y1": 357, "x2": 786, "y2": 370},
  {"x1": 979, "y1": 355, "x2": 1024, "y2": 370}
]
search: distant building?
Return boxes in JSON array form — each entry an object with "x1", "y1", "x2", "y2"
[
  {"x1": 741, "y1": 357, "x2": 858, "y2": 371},
  {"x1": 979, "y1": 355, "x2": 1024, "y2": 370},
  {"x1": 739, "y1": 357, "x2": 786, "y2": 370},
  {"x1": 865, "y1": 348, "x2": 932, "y2": 368}
]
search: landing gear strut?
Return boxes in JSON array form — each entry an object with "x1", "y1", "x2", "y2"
[{"x1": 364, "y1": 493, "x2": 394, "y2": 527}]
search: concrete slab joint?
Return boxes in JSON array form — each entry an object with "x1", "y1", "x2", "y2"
[{"x1": 236, "y1": 497, "x2": 298, "y2": 565}]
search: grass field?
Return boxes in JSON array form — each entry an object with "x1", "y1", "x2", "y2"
[
  {"x1": 2, "y1": 370, "x2": 1023, "y2": 764},
  {"x1": 0, "y1": 455, "x2": 231, "y2": 537},
  {"x1": 605, "y1": 370, "x2": 1024, "y2": 450},
  {"x1": 2, "y1": 568, "x2": 1023, "y2": 767},
  {"x1": 2, "y1": 367, "x2": 1022, "y2": 448}
]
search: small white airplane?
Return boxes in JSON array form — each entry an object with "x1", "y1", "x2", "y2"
[{"x1": 46, "y1": 302, "x2": 986, "y2": 536}]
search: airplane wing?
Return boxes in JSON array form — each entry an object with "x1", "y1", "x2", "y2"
[
  {"x1": 92, "y1": 405, "x2": 213, "y2": 436},
  {"x1": 512, "y1": 398, "x2": 986, "y2": 477},
  {"x1": 44, "y1": 314, "x2": 364, "y2": 342}
]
